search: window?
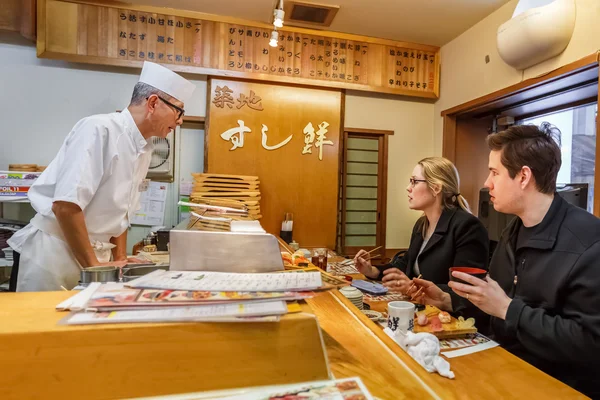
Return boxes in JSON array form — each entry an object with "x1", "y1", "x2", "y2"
[
  {"x1": 337, "y1": 130, "x2": 390, "y2": 256},
  {"x1": 519, "y1": 103, "x2": 597, "y2": 213}
]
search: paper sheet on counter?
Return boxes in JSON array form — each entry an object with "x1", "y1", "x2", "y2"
[
  {"x1": 126, "y1": 270, "x2": 323, "y2": 292},
  {"x1": 55, "y1": 282, "x2": 102, "y2": 311},
  {"x1": 61, "y1": 300, "x2": 288, "y2": 325}
]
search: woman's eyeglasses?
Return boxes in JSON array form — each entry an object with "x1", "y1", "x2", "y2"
[{"x1": 409, "y1": 178, "x2": 427, "y2": 187}]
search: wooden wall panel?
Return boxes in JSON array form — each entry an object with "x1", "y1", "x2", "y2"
[
  {"x1": 206, "y1": 79, "x2": 342, "y2": 248},
  {"x1": 37, "y1": 0, "x2": 440, "y2": 99},
  {"x1": 0, "y1": 0, "x2": 36, "y2": 40},
  {"x1": 454, "y1": 117, "x2": 494, "y2": 216}
]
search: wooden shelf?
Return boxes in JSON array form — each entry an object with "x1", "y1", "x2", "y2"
[
  {"x1": 182, "y1": 116, "x2": 205, "y2": 124},
  {"x1": 116, "y1": 111, "x2": 205, "y2": 126}
]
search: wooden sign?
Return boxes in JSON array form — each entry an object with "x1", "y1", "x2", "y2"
[
  {"x1": 37, "y1": 0, "x2": 441, "y2": 99},
  {"x1": 206, "y1": 78, "x2": 341, "y2": 248}
]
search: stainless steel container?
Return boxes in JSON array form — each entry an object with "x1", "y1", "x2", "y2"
[
  {"x1": 122, "y1": 265, "x2": 169, "y2": 282},
  {"x1": 169, "y1": 219, "x2": 284, "y2": 273},
  {"x1": 80, "y1": 266, "x2": 120, "y2": 284}
]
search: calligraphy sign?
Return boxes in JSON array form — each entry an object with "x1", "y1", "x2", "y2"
[
  {"x1": 38, "y1": 0, "x2": 440, "y2": 99},
  {"x1": 207, "y1": 79, "x2": 341, "y2": 248},
  {"x1": 213, "y1": 86, "x2": 332, "y2": 159}
]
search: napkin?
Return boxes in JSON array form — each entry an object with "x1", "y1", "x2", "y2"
[{"x1": 384, "y1": 328, "x2": 455, "y2": 379}]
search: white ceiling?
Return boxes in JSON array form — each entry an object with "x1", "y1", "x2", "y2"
[{"x1": 124, "y1": 0, "x2": 514, "y2": 46}]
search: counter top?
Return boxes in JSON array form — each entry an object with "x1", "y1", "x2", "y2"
[
  {"x1": 308, "y1": 290, "x2": 586, "y2": 399},
  {"x1": 0, "y1": 289, "x2": 586, "y2": 400}
]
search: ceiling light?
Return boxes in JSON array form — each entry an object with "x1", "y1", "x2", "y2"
[
  {"x1": 269, "y1": 30, "x2": 279, "y2": 47},
  {"x1": 273, "y1": 8, "x2": 285, "y2": 28}
]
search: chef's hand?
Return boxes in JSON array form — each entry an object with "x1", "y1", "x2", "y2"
[
  {"x1": 448, "y1": 271, "x2": 512, "y2": 319},
  {"x1": 353, "y1": 249, "x2": 379, "y2": 279},
  {"x1": 86, "y1": 260, "x2": 128, "y2": 269},
  {"x1": 409, "y1": 278, "x2": 453, "y2": 312},
  {"x1": 381, "y1": 268, "x2": 411, "y2": 293}
]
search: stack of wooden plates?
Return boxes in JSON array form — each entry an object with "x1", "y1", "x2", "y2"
[
  {"x1": 186, "y1": 215, "x2": 231, "y2": 232},
  {"x1": 190, "y1": 173, "x2": 262, "y2": 220},
  {"x1": 9, "y1": 164, "x2": 38, "y2": 172}
]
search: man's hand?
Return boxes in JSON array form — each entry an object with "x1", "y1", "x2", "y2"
[
  {"x1": 93, "y1": 260, "x2": 128, "y2": 268},
  {"x1": 53, "y1": 201, "x2": 99, "y2": 268},
  {"x1": 448, "y1": 271, "x2": 512, "y2": 319},
  {"x1": 381, "y1": 268, "x2": 411, "y2": 293}
]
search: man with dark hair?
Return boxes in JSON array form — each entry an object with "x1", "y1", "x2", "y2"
[
  {"x1": 8, "y1": 62, "x2": 195, "y2": 291},
  {"x1": 447, "y1": 123, "x2": 600, "y2": 397}
]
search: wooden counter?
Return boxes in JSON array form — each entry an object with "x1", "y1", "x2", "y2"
[
  {"x1": 308, "y1": 290, "x2": 587, "y2": 399},
  {"x1": 0, "y1": 291, "x2": 330, "y2": 400},
  {"x1": 0, "y1": 289, "x2": 586, "y2": 400}
]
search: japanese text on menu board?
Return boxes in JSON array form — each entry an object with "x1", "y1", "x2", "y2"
[{"x1": 105, "y1": 7, "x2": 437, "y2": 94}]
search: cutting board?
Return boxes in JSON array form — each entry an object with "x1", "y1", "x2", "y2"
[{"x1": 413, "y1": 305, "x2": 477, "y2": 338}]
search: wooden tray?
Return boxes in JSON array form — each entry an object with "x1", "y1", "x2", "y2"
[
  {"x1": 193, "y1": 178, "x2": 260, "y2": 185},
  {"x1": 192, "y1": 173, "x2": 259, "y2": 181},
  {"x1": 413, "y1": 305, "x2": 477, "y2": 339},
  {"x1": 194, "y1": 183, "x2": 260, "y2": 190},
  {"x1": 194, "y1": 188, "x2": 260, "y2": 193}
]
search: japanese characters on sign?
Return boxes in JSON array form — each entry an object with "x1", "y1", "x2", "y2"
[
  {"x1": 47, "y1": 1, "x2": 439, "y2": 98},
  {"x1": 214, "y1": 86, "x2": 333, "y2": 159}
]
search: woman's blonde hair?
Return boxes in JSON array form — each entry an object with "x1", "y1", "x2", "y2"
[{"x1": 417, "y1": 157, "x2": 471, "y2": 237}]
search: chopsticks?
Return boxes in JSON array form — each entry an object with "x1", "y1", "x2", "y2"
[
  {"x1": 341, "y1": 246, "x2": 383, "y2": 266},
  {"x1": 407, "y1": 274, "x2": 423, "y2": 299},
  {"x1": 405, "y1": 274, "x2": 422, "y2": 294}
]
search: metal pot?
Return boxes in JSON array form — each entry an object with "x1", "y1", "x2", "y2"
[
  {"x1": 80, "y1": 266, "x2": 120, "y2": 284},
  {"x1": 122, "y1": 265, "x2": 169, "y2": 282}
]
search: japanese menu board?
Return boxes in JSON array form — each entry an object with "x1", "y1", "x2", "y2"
[{"x1": 39, "y1": 0, "x2": 440, "y2": 98}]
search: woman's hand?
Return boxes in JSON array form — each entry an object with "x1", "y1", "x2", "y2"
[
  {"x1": 353, "y1": 249, "x2": 379, "y2": 279},
  {"x1": 381, "y1": 268, "x2": 411, "y2": 293},
  {"x1": 408, "y1": 278, "x2": 453, "y2": 312}
]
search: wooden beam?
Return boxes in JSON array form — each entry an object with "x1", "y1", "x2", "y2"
[
  {"x1": 595, "y1": 68, "x2": 600, "y2": 217},
  {"x1": 441, "y1": 53, "x2": 599, "y2": 117},
  {"x1": 344, "y1": 128, "x2": 394, "y2": 135},
  {"x1": 181, "y1": 115, "x2": 205, "y2": 124},
  {"x1": 442, "y1": 114, "x2": 457, "y2": 163}
]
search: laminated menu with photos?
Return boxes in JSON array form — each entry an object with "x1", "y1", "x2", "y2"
[
  {"x1": 126, "y1": 270, "x2": 323, "y2": 292},
  {"x1": 83, "y1": 283, "x2": 314, "y2": 311}
]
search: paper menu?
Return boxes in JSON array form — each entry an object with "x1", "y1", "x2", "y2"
[
  {"x1": 127, "y1": 377, "x2": 374, "y2": 400},
  {"x1": 126, "y1": 270, "x2": 323, "y2": 292},
  {"x1": 132, "y1": 181, "x2": 168, "y2": 226},
  {"x1": 63, "y1": 300, "x2": 288, "y2": 325}
]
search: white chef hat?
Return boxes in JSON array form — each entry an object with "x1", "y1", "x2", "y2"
[{"x1": 138, "y1": 61, "x2": 196, "y2": 104}]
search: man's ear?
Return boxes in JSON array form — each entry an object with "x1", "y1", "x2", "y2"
[
  {"x1": 519, "y1": 166, "x2": 533, "y2": 189},
  {"x1": 146, "y1": 94, "x2": 159, "y2": 114}
]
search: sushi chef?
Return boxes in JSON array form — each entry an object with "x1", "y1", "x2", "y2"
[{"x1": 8, "y1": 61, "x2": 195, "y2": 291}]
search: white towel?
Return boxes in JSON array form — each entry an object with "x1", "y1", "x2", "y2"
[{"x1": 384, "y1": 328, "x2": 455, "y2": 379}]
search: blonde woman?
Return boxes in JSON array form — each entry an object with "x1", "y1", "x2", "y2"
[{"x1": 354, "y1": 157, "x2": 489, "y2": 314}]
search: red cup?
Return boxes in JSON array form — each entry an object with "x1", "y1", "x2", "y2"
[{"x1": 449, "y1": 267, "x2": 487, "y2": 285}]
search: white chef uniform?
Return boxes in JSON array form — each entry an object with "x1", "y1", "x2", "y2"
[
  {"x1": 8, "y1": 109, "x2": 153, "y2": 291},
  {"x1": 8, "y1": 61, "x2": 195, "y2": 292}
]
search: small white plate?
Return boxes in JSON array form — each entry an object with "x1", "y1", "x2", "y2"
[{"x1": 361, "y1": 310, "x2": 383, "y2": 321}]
